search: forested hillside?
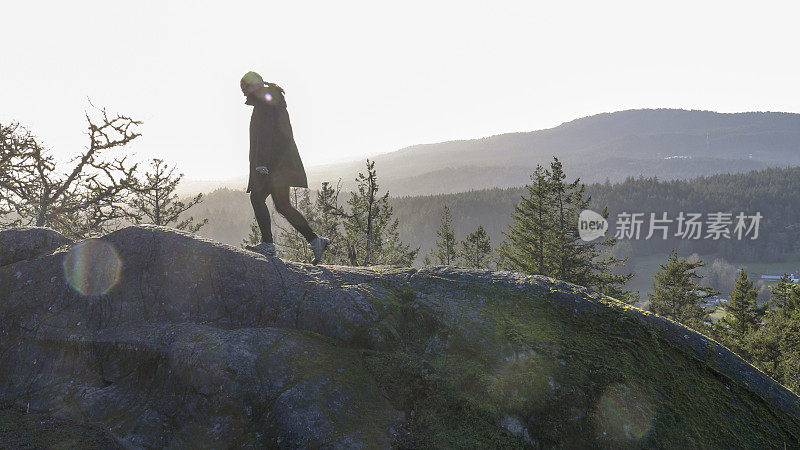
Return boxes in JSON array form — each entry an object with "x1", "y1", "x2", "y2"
[
  {"x1": 194, "y1": 166, "x2": 800, "y2": 266},
  {"x1": 590, "y1": 167, "x2": 800, "y2": 260}
]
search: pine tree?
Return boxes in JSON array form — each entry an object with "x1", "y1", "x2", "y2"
[
  {"x1": 497, "y1": 157, "x2": 635, "y2": 302},
  {"x1": 242, "y1": 218, "x2": 260, "y2": 248},
  {"x1": 548, "y1": 158, "x2": 583, "y2": 281},
  {"x1": 748, "y1": 281, "x2": 800, "y2": 393},
  {"x1": 128, "y1": 158, "x2": 207, "y2": 232},
  {"x1": 769, "y1": 274, "x2": 799, "y2": 312},
  {"x1": 344, "y1": 160, "x2": 382, "y2": 265},
  {"x1": 593, "y1": 240, "x2": 640, "y2": 305},
  {"x1": 458, "y1": 225, "x2": 493, "y2": 269},
  {"x1": 373, "y1": 202, "x2": 418, "y2": 266},
  {"x1": 313, "y1": 181, "x2": 347, "y2": 264},
  {"x1": 428, "y1": 205, "x2": 457, "y2": 265},
  {"x1": 649, "y1": 249, "x2": 717, "y2": 329},
  {"x1": 718, "y1": 269, "x2": 765, "y2": 340},
  {"x1": 497, "y1": 164, "x2": 551, "y2": 275},
  {"x1": 321, "y1": 159, "x2": 418, "y2": 266}
]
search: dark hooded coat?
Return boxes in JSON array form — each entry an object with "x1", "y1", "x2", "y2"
[{"x1": 246, "y1": 84, "x2": 308, "y2": 193}]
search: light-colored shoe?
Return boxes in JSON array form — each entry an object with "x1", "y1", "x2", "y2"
[
  {"x1": 250, "y1": 241, "x2": 276, "y2": 256},
  {"x1": 309, "y1": 236, "x2": 330, "y2": 265}
]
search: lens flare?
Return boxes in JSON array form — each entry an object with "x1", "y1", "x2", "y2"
[
  {"x1": 594, "y1": 382, "x2": 654, "y2": 443},
  {"x1": 63, "y1": 239, "x2": 122, "y2": 296}
]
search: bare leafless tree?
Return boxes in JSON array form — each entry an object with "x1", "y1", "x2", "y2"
[
  {"x1": 0, "y1": 122, "x2": 39, "y2": 225},
  {"x1": 0, "y1": 104, "x2": 141, "y2": 237}
]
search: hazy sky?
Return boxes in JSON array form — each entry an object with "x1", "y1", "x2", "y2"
[{"x1": 2, "y1": 1, "x2": 798, "y2": 181}]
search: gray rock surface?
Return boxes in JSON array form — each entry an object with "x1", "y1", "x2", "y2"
[
  {"x1": 0, "y1": 227, "x2": 71, "y2": 267},
  {"x1": 1, "y1": 225, "x2": 799, "y2": 448}
]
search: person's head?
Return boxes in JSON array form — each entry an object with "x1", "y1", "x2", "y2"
[{"x1": 240, "y1": 71, "x2": 264, "y2": 96}]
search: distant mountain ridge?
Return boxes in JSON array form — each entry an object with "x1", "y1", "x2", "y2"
[
  {"x1": 181, "y1": 109, "x2": 800, "y2": 196},
  {"x1": 304, "y1": 109, "x2": 799, "y2": 195}
]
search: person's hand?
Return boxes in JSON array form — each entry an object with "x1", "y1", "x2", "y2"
[{"x1": 256, "y1": 166, "x2": 270, "y2": 175}]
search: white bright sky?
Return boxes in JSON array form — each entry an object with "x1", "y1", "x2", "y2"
[{"x1": 1, "y1": 0, "x2": 798, "y2": 181}]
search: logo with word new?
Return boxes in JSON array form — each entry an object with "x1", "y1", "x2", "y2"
[{"x1": 578, "y1": 209, "x2": 608, "y2": 241}]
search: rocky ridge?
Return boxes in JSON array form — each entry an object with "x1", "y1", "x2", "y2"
[{"x1": 0, "y1": 226, "x2": 798, "y2": 448}]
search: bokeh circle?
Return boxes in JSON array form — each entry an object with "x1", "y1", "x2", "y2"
[
  {"x1": 63, "y1": 238, "x2": 122, "y2": 296},
  {"x1": 594, "y1": 382, "x2": 655, "y2": 443}
]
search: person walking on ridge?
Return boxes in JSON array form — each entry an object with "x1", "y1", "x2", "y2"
[{"x1": 240, "y1": 71, "x2": 329, "y2": 264}]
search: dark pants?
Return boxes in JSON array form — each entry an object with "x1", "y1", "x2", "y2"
[{"x1": 250, "y1": 184, "x2": 317, "y2": 244}]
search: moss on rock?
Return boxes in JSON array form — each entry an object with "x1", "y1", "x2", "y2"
[{"x1": 1, "y1": 227, "x2": 798, "y2": 448}]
